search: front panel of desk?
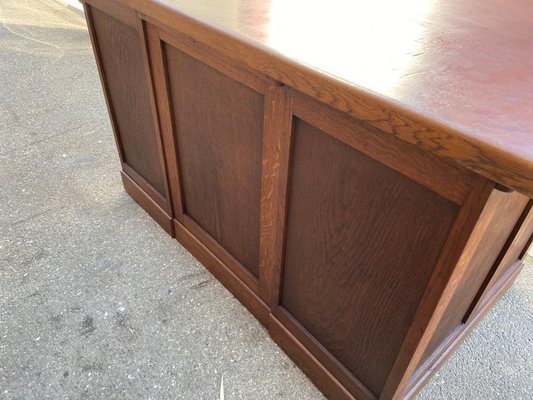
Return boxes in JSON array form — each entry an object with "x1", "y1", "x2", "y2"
[{"x1": 82, "y1": 1, "x2": 533, "y2": 399}]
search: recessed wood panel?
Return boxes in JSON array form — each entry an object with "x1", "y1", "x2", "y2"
[
  {"x1": 164, "y1": 45, "x2": 264, "y2": 278},
  {"x1": 280, "y1": 118, "x2": 459, "y2": 396},
  {"x1": 418, "y1": 190, "x2": 529, "y2": 367},
  {"x1": 90, "y1": 7, "x2": 166, "y2": 195}
]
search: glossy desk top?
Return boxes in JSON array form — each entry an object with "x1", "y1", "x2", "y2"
[{"x1": 123, "y1": 0, "x2": 533, "y2": 195}]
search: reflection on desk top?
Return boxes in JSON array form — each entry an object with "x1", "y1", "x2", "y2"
[{"x1": 114, "y1": 0, "x2": 533, "y2": 196}]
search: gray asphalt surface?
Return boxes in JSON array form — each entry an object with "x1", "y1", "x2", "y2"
[{"x1": 0, "y1": 1, "x2": 531, "y2": 399}]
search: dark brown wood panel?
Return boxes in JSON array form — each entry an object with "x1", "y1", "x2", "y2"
[
  {"x1": 164, "y1": 44, "x2": 264, "y2": 278},
  {"x1": 417, "y1": 189, "x2": 529, "y2": 367},
  {"x1": 90, "y1": 7, "x2": 166, "y2": 195},
  {"x1": 380, "y1": 177, "x2": 495, "y2": 400},
  {"x1": 280, "y1": 118, "x2": 459, "y2": 396}
]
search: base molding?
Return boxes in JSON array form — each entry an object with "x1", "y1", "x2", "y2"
[
  {"x1": 269, "y1": 259, "x2": 523, "y2": 400},
  {"x1": 121, "y1": 171, "x2": 174, "y2": 236},
  {"x1": 269, "y1": 314, "x2": 364, "y2": 400},
  {"x1": 173, "y1": 219, "x2": 270, "y2": 326},
  {"x1": 121, "y1": 178, "x2": 526, "y2": 400},
  {"x1": 122, "y1": 181, "x2": 525, "y2": 400}
]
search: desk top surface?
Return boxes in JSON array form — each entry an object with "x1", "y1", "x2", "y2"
[{"x1": 119, "y1": 0, "x2": 533, "y2": 196}]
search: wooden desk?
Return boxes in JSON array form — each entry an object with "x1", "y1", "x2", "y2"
[{"x1": 81, "y1": 0, "x2": 533, "y2": 398}]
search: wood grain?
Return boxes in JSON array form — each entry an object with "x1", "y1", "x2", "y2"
[
  {"x1": 269, "y1": 314, "x2": 368, "y2": 400},
  {"x1": 164, "y1": 44, "x2": 264, "y2": 278},
  {"x1": 464, "y1": 199, "x2": 533, "y2": 320},
  {"x1": 84, "y1": 0, "x2": 137, "y2": 28},
  {"x1": 83, "y1": 4, "x2": 125, "y2": 168},
  {"x1": 108, "y1": 0, "x2": 533, "y2": 197},
  {"x1": 89, "y1": 6, "x2": 167, "y2": 196},
  {"x1": 403, "y1": 259, "x2": 524, "y2": 399},
  {"x1": 417, "y1": 189, "x2": 529, "y2": 368},
  {"x1": 293, "y1": 92, "x2": 474, "y2": 205},
  {"x1": 380, "y1": 177, "x2": 495, "y2": 400},
  {"x1": 173, "y1": 219, "x2": 270, "y2": 326},
  {"x1": 280, "y1": 118, "x2": 458, "y2": 396},
  {"x1": 180, "y1": 214, "x2": 259, "y2": 293},
  {"x1": 156, "y1": 25, "x2": 274, "y2": 95},
  {"x1": 144, "y1": 23, "x2": 183, "y2": 217},
  {"x1": 273, "y1": 307, "x2": 377, "y2": 400},
  {"x1": 258, "y1": 84, "x2": 293, "y2": 305},
  {"x1": 137, "y1": 18, "x2": 173, "y2": 210}
]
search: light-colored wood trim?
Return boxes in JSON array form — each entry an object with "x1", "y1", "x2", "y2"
[{"x1": 258, "y1": 84, "x2": 294, "y2": 305}]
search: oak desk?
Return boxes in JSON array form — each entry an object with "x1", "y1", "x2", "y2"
[{"x1": 81, "y1": 0, "x2": 533, "y2": 398}]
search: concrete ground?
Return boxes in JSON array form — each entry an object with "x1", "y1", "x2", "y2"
[{"x1": 0, "y1": 1, "x2": 531, "y2": 399}]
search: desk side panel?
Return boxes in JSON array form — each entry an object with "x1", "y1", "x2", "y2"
[
  {"x1": 417, "y1": 190, "x2": 529, "y2": 368},
  {"x1": 278, "y1": 117, "x2": 459, "y2": 396},
  {"x1": 402, "y1": 192, "x2": 530, "y2": 398}
]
